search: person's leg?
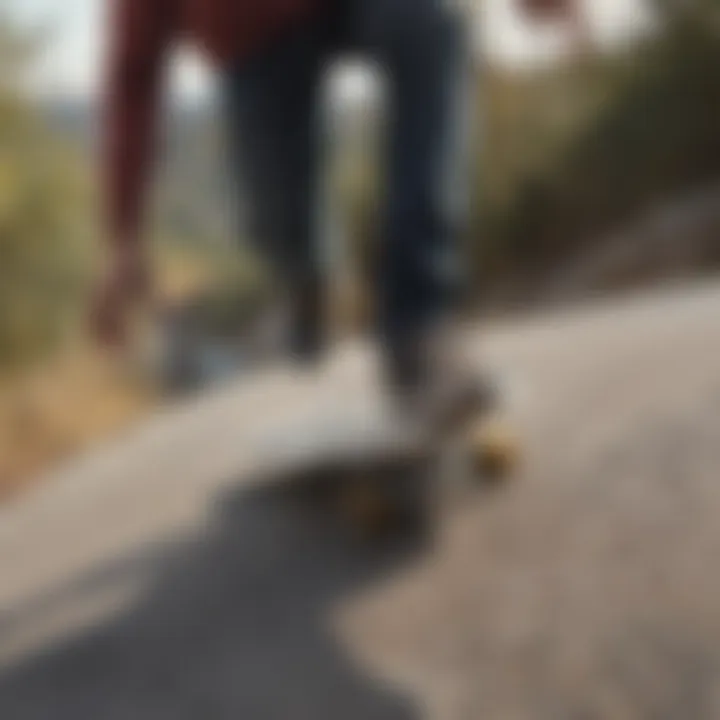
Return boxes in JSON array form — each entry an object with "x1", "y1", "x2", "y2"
[
  {"x1": 352, "y1": 0, "x2": 476, "y2": 390},
  {"x1": 223, "y1": 21, "x2": 329, "y2": 361}
]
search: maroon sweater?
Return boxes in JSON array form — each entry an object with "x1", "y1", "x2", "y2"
[{"x1": 105, "y1": 0, "x2": 320, "y2": 243}]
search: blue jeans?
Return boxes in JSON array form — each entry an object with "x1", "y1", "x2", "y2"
[{"x1": 225, "y1": 0, "x2": 473, "y2": 357}]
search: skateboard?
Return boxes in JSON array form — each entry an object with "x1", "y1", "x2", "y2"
[{"x1": 250, "y1": 377, "x2": 519, "y2": 540}]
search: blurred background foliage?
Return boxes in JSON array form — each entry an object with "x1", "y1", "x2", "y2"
[
  {"x1": 0, "y1": 19, "x2": 91, "y2": 370},
  {"x1": 474, "y1": 0, "x2": 720, "y2": 298}
]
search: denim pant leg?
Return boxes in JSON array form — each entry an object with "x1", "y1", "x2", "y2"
[
  {"x1": 352, "y1": 0, "x2": 474, "y2": 347},
  {"x1": 224, "y1": 22, "x2": 328, "y2": 355}
]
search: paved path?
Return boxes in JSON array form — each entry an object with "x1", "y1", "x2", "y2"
[{"x1": 2, "y1": 280, "x2": 720, "y2": 719}]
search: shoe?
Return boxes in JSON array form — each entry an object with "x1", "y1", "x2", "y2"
[
  {"x1": 252, "y1": 280, "x2": 326, "y2": 367},
  {"x1": 384, "y1": 320, "x2": 496, "y2": 433}
]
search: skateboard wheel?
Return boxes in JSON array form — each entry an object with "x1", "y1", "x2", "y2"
[
  {"x1": 337, "y1": 478, "x2": 395, "y2": 537},
  {"x1": 337, "y1": 469, "x2": 433, "y2": 541},
  {"x1": 469, "y1": 418, "x2": 519, "y2": 479}
]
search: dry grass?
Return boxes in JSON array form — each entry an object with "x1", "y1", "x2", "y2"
[
  {"x1": 0, "y1": 251, "x2": 235, "y2": 504},
  {"x1": 0, "y1": 347, "x2": 156, "y2": 504}
]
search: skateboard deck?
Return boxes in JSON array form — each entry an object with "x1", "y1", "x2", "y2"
[{"x1": 248, "y1": 379, "x2": 518, "y2": 539}]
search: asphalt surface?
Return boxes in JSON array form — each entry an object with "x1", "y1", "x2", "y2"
[{"x1": 2, "y1": 280, "x2": 720, "y2": 719}]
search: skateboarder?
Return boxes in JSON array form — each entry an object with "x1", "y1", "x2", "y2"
[{"x1": 95, "y1": 0, "x2": 578, "y2": 422}]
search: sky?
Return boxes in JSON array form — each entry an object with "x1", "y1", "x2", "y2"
[{"x1": 8, "y1": 0, "x2": 653, "y2": 100}]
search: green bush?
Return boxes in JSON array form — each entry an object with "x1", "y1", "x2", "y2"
[
  {"x1": 0, "y1": 27, "x2": 91, "y2": 368},
  {"x1": 479, "y1": 0, "x2": 720, "y2": 290}
]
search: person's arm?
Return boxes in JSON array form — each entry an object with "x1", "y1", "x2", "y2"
[
  {"x1": 95, "y1": 0, "x2": 176, "y2": 345},
  {"x1": 105, "y1": 0, "x2": 176, "y2": 245}
]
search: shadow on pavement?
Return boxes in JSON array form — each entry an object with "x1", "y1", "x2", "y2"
[{"x1": 0, "y1": 478, "x2": 423, "y2": 719}]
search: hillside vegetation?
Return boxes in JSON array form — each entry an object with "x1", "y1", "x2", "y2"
[
  {"x1": 0, "y1": 28, "x2": 91, "y2": 369},
  {"x1": 478, "y1": 0, "x2": 720, "y2": 296}
]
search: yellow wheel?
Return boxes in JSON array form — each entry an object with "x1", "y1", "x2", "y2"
[{"x1": 469, "y1": 417, "x2": 520, "y2": 480}]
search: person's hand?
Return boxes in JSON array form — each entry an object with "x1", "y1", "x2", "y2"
[
  {"x1": 90, "y1": 241, "x2": 150, "y2": 348},
  {"x1": 519, "y1": 0, "x2": 575, "y2": 21}
]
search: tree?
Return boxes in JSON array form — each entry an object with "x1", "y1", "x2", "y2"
[{"x1": 0, "y1": 19, "x2": 91, "y2": 368}]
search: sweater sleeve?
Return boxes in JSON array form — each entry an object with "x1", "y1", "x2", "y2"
[{"x1": 104, "y1": 0, "x2": 178, "y2": 246}]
